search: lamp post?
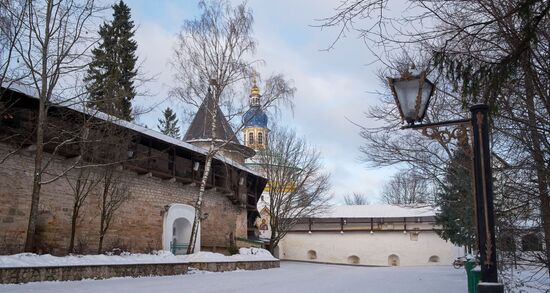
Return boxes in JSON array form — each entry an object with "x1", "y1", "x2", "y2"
[{"x1": 388, "y1": 66, "x2": 503, "y2": 293}]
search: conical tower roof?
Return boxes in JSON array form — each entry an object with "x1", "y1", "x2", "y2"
[{"x1": 183, "y1": 89, "x2": 239, "y2": 144}]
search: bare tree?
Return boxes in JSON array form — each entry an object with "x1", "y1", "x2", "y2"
[
  {"x1": 97, "y1": 166, "x2": 130, "y2": 254},
  {"x1": 10, "y1": 0, "x2": 98, "y2": 252},
  {"x1": 381, "y1": 170, "x2": 433, "y2": 205},
  {"x1": 255, "y1": 127, "x2": 331, "y2": 253},
  {"x1": 343, "y1": 192, "x2": 370, "y2": 205},
  {"x1": 65, "y1": 167, "x2": 101, "y2": 254},
  {"x1": 320, "y1": 0, "x2": 550, "y2": 280},
  {"x1": 172, "y1": 0, "x2": 294, "y2": 254}
]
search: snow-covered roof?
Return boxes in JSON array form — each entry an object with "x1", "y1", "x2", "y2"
[
  {"x1": 3, "y1": 82, "x2": 265, "y2": 179},
  {"x1": 316, "y1": 204, "x2": 437, "y2": 219}
]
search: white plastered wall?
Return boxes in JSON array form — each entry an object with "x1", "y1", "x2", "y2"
[
  {"x1": 163, "y1": 204, "x2": 200, "y2": 253},
  {"x1": 279, "y1": 230, "x2": 461, "y2": 266}
]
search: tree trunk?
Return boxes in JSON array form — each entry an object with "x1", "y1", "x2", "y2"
[
  {"x1": 187, "y1": 86, "x2": 220, "y2": 254},
  {"x1": 68, "y1": 203, "x2": 79, "y2": 254},
  {"x1": 98, "y1": 173, "x2": 109, "y2": 254},
  {"x1": 268, "y1": 228, "x2": 278, "y2": 254},
  {"x1": 25, "y1": 2, "x2": 54, "y2": 252},
  {"x1": 98, "y1": 233, "x2": 104, "y2": 254},
  {"x1": 25, "y1": 141, "x2": 43, "y2": 252},
  {"x1": 187, "y1": 152, "x2": 213, "y2": 254}
]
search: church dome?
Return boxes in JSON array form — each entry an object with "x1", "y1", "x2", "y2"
[{"x1": 243, "y1": 106, "x2": 268, "y2": 128}]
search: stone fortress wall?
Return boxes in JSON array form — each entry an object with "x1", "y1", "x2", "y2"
[{"x1": 0, "y1": 143, "x2": 247, "y2": 255}]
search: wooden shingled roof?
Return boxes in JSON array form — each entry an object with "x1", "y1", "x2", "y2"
[{"x1": 183, "y1": 89, "x2": 240, "y2": 144}]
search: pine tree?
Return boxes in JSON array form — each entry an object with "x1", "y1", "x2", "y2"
[
  {"x1": 85, "y1": 1, "x2": 137, "y2": 121},
  {"x1": 157, "y1": 107, "x2": 181, "y2": 139},
  {"x1": 435, "y1": 148, "x2": 477, "y2": 252}
]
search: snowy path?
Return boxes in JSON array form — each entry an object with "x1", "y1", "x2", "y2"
[{"x1": 0, "y1": 261, "x2": 467, "y2": 293}]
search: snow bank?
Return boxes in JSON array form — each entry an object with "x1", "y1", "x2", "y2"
[
  {"x1": 0, "y1": 249, "x2": 277, "y2": 268},
  {"x1": 0, "y1": 251, "x2": 187, "y2": 267},
  {"x1": 184, "y1": 248, "x2": 276, "y2": 263}
]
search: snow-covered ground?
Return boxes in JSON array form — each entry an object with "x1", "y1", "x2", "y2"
[
  {"x1": 1, "y1": 261, "x2": 468, "y2": 293},
  {"x1": 0, "y1": 248, "x2": 276, "y2": 267},
  {"x1": 501, "y1": 266, "x2": 550, "y2": 292}
]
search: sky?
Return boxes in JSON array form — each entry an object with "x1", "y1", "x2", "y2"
[{"x1": 116, "y1": 0, "x2": 398, "y2": 204}]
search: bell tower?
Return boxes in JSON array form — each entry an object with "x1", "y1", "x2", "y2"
[{"x1": 242, "y1": 75, "x2": 269, "y2": 151}]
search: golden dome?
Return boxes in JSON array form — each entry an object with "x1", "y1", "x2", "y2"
[{"x1": 251, "y1": 78, "x2": 260, "y2": 96}]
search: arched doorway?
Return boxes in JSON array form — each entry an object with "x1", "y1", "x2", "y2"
[
  {"x1": 163, "y1": 204, "x2": 199, "y2": 254},
  {"x1": 172, "y1": 218, "x2": 192, "y2": 254}
]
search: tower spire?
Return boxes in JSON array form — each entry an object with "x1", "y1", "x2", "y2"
[
  {"x1": 250, "y1": 70, "x2": 261, "y2": 106},
  {"x1": 243, "y1": 70, "x2": 268, "y2": 151}
]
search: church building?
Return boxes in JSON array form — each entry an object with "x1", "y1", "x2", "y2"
[
  {"x1": 240, "y1": 77, "x2": 273, "y2": 241},
  {"x1": 242, "y1": 77, "x2": 269, "y2": 152}
]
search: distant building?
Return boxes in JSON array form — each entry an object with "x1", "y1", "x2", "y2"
[
  {"x1": 276, "y1": 205, "x2": 463, "y2": 266},
  {"x1": 240, "y1": 76, "x2": 273, "y2": 242}
]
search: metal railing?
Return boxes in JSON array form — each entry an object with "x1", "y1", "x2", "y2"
[
  {"x1": 170, "y1": 241, "x2": 189, "y2": 255},
  {"x1": 235, "y1": 237, "x2": 265, "y2": 247}
]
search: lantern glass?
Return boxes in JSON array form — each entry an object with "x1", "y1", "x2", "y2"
[
  {"x1": 393, "y1": 78, "x2": 422, "y2": 123},
  {"x1": 418, "y1": 79, "x2": 434, "y2": 121},
  {"x1": 390, "y1": 71, "x2": 434, "y2": 124}
]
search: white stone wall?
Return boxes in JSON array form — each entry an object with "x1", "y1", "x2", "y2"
[{"x1": 279, "y1": 230, "x2": 463, "y2": 266}]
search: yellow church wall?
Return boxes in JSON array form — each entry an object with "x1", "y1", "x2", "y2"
[{"x1": 243, "y1": 127, "x2": 269, "y2": 151}]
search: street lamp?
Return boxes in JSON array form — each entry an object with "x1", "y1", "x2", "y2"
[
  {"x1": 388, "y1": 67, "x2": 435, "y2": 125},
  {"x1": 389, "y1": 66, "x2": 503, "y2": 293}
]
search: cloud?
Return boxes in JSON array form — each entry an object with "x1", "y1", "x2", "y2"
[{"x1": 132, "y1": 18, "x2": 180, "y2": 126}]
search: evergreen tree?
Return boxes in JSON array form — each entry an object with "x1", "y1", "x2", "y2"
[
  {"x1": 157, "y1": 107, "x2": 181, "y2": 139},
  {"x1": 435, "y1": 148, "x2": 477, "y2": 252},
  {"x1": 85, "y1": 1, "x2": 137, "y2": 120}
]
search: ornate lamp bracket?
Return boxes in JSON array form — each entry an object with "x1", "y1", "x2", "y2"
[
  {"x1": 420, "y1": 123, "x2": 472, "y2": 157},
  {"x1": 402, "y1": 117, "x2": 472, "y2": 156}
]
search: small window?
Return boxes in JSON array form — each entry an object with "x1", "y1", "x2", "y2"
[
  {"x1": 307, "y1": 250, "x2": 317, "y2": 260},
  {"x1": 410, "y1": 230, "x2": 419, "y2": 241},
  {"x1": 522, "y1": 234, "x2": 542, "y2": 251},
  {"x1": 249, "y1": 132, "x2": 254, "y2": 144},
  {"x1": 388, "y1": 254, "x2": 400, "y2": 266},
  {"x1": 500, "y1": 234, "x2": 516, "y2": 252},
  {"x1": 347, "y1": 255, "x2": 360, "y2": 264},
  {"x1": 258, "y1": 132, "x2": 263, "y2": 144},
  {"x1": 428, "y1": 255, "x2": 440, "y2": 263}
]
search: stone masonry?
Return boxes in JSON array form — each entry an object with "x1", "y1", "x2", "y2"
[
  {"x1": 0, "y1": 260, "x2": 280, "y2": 284},
  {"x1": 0, "y1": 263, "x2": 189, "y2": 284},
  {"x1": 0, "y1": 143, "x2": 248, "y2": 255}
]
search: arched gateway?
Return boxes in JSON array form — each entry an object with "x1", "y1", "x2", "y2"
[{"x1": 163, "y1": 204, "x2": 199, "y2": 254}]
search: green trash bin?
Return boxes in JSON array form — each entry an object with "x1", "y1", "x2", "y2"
[
  {"x1": 471, "y1": 267, "x2": 481, "y2": 293},
  {"x1": 465, "y1": 259, "x2": 481, "y2": 293}
]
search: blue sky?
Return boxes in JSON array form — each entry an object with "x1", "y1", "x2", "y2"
[{"x1": 115, "y1": 0, "x2": 398, "y2": 204}]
